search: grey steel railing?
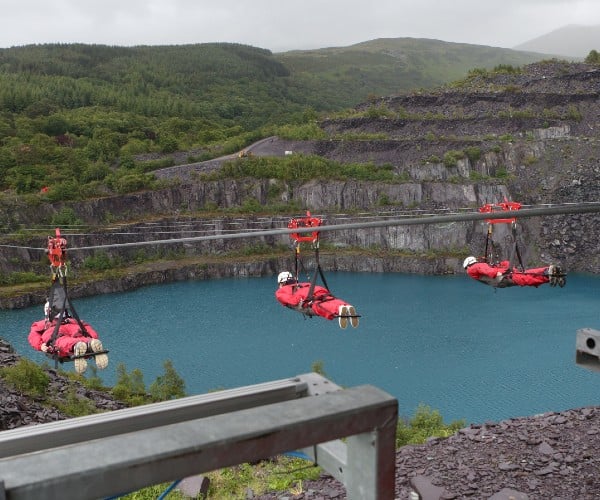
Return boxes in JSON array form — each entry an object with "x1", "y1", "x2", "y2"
[{"x1": 0, "y1": 372, "x2": 398, "y2": 500}]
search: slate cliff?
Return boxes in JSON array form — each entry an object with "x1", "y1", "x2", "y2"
[{"x1": 1, "y1": 60, "x2": 600, "y2": 307}]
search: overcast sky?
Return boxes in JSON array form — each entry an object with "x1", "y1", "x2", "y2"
[{"x1": 1, "y1": 0, "x2": 599, "y2": 52}]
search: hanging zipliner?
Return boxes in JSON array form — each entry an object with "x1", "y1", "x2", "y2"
[
  {"x1": 27, "y1": 228, "x2": 109, "y2": 374},
  {"x1": 275, "y1": 211, "x2": 360, "y2": 329},
  {"x1": 463, "y1": 200, "x2": 566, "y2": 288}
]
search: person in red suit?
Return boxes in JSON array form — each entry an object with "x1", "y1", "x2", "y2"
[
  {"x1": 462, "y1": 256, "x2": 566, "y2": 288},
  {"x1": 28, "y1": 303, "x2": 109, "y2": 374},
  {"x1": 275, "y1": 271, "x2": 359, "y2": 329}
]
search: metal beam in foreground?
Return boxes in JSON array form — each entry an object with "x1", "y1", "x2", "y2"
[
  {"x1": 0, "y1": 373, "x2": 310, "y2": 459},
  {"x1": 0, "y1": 373, "x2": 398, "y2": 500}
]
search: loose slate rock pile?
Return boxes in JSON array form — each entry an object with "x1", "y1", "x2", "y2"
[
  {"x1": 256, "y1": 406, "x2": 600, "y2": 500},
  {"x1": 0, "y1": 338, "x2": 126, "y2": 431}
]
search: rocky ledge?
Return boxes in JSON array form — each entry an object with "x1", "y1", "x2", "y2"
[
  {"x1": 0, "y1": 338, "x2": 126, "y2": 430},
  {"x1": 256, "y1": 405, "x2": 600, "y2": 500}
]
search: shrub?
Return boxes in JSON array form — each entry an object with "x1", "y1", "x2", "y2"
[
  {"x1": 50, "y1": 207, "x2": 84, "y2": 226},
  {"x1": 45, "y1": 180, "x2": 82, "y2": 202},
  {"x1": 0, "y1": 358, "x2": 50, "y2": 397},
  {"x1": 493, "y1": 64, "x2": 520, "y2": 74},
  {"x1": 466, "y1": 67, "x2": 488, "y2": 78},
  {"x1": 159, "y1": 134, "x2": 179, "y2": 153},
  {"x1": 111, "y1": 363, "x2": 149, "y2": 406},
  {"x1": 311, "y1": 360, "x2": 326, "y2": 377},
  {"x1": 135, "y1": 157, "x2": 175, "y2": 172},
  {"x1": 443, "y1": 150, "x2": 465, "y2": 168},
  {"x1": 112, "y1": 173, "x2": 154, "y2": 194},
  {"x1": 495, "y1": 167, "x2": 509, "y2": 178},
  {"x1": 239, "y1": 197, "x2": 263, "y2": 213},
  {"x1": 76, "y1": 160, "x2": 111, "y2": 185},
  {"x1": 396, "y1": 404, "x2": 465, "y2": 447},
  {"x1": 464, "y1": 146, "x2": 481, "y2": 163},
  {"x1": 566, "y1": 105, "x2": 582, "y2": 122},
  {"x1": 82, "y1": 251, "x2": 113, "y2": 271},
  {"x1": 149, "y1": 360, "x2": 186, "y2": 401},
  {"x1": 425, "y1": 154, "x2": 441, "y2": 163},
  {"x1": 469, "y1": 171, "x2": 486, "y2": 181},
  {"x1": 378, "y1": 194, "x2": 391, "y2": 206},
  {"x1": 585, "y1": 49, "x2": 600, "y2": 65},
  {"x1": 52, "y1": 388, "x2": 97, "y2": 417},
  {"x1": 365, "y1": 104, "x2": 395, "y2": 119},
  {"x1": 0, "y1": 271, "x2": 46, "y2": 285}
]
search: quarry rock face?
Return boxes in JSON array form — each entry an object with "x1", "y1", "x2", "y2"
[{"x1": 2, "y1": 61, "x2": 600, "y2": 295}]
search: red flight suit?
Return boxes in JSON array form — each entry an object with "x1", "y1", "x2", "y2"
[
  {"x1": 467, "y1": 260, "x2": 550, "y2": 287},
  {"x1": 275, "y1": 282, "x2": 351, "y2": 320},
  {"x1": 28, "y1": 318, "x2": 100, "y2": 357}
]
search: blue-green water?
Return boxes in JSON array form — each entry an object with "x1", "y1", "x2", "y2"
[{"x1": 1, "y1": 272, "x2": 598, "y2": 425}]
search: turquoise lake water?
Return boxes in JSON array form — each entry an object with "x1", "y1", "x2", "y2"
[{"x1": 1, "y1": 272, "x2": 598, "y2": 425}]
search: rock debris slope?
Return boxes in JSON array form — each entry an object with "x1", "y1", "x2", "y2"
[{"x1": 256, "y1": 406, "x2": 600, "y2": 500}]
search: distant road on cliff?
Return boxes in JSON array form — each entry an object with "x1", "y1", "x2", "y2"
[{"x1": 152, "y1": 136, "x2": 316, "y2": 182}]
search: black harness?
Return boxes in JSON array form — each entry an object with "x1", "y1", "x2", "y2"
[{"x1": 45, "y1": 276, "x2": 94, "y2": 366}]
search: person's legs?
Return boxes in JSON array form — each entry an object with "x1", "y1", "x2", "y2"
[
  {"x1": 511, "y1": 267, "x2": 550, "y2": 287},
  {"x1": 89, "y1": 339, "x2": 109, "y2": 369},
  {"x1": 310, "y1": 298, "x2": 341, "y2": 320},
  {"x1": 347, "y1": 305, "x2": 359, "y2": 328},
  {"x1": 73, "y1": 342, "x2": 88, "y2": 374},
  {"x1": 338, "y1": 305, "x2": 349, "y2": 329},
  {"x1": 311, "y1": 298, "x2": 359, "y2": 329},
  {"x1": 53, "y1": 336, "x2": 81, "y2": 358},
  {"x1": 551, "y1": 264, "x2": 566, "y2": 287},
  {"x1": 543, "y1": 265, "x2": 566, "y2": 287}
]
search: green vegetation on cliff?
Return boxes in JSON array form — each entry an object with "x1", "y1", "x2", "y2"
[{"x1": 0, "y1": 40, "x2": 547, "y2": 202}]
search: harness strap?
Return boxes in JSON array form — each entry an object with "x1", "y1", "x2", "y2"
[
  {"x1": 311, "y1": 293, "x2": 335, "y2": 303},
  {"x1": 483, "y1": 224, "x2": 492, "y2": 263},
  {"x1": 507, "y1": 223, "x2": 525, "y2": 272},
  {"x1": 46, "y1": 277, "x2": 92, "y2": 355},
  {"x1": 287, "y1": 212, "x2": 334, "y2": 305},
  {"x1": 306, "y1": 241, "x2": 330, "y2": 303}
]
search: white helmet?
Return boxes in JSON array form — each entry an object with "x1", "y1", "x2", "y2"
[
  {"x1": 463, "y1": 256, "x2": 477, "y2": 269},
  {"x1": 278, "y1": 271, "x2": 293, "y2": 284}
]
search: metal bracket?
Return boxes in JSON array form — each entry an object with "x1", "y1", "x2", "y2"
[{"x1": 576, "y1": 328, "x2": 600, "y2": 372}]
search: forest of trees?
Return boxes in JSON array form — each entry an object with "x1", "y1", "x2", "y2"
[
  {"x1": 0, "y1": 43, "x2": 330, "y2": 200},
  {"x1": 0, "y1": 41, "x2": 568, "y2": 204}
]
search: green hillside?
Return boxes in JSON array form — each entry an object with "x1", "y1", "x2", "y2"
[
  {"x1": 275, "y1": 38, "x2": 547, "y2": 107},
  {"x1": 0, "y1": 40, "x2": 550, "y2": 203},
  {"x1": 0, "y1": 43, "x2": 302, "y2": 128}
]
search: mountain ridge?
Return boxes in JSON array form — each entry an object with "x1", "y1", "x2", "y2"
[{"x1": 514, "y1": 23, "x2": 600, "y2": 58}]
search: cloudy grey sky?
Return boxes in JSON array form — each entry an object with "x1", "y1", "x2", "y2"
[{"x1": 1, "y1": 0, "x2": 598, "y2": 52}]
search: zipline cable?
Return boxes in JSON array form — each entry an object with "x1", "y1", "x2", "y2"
[
  {"x1": 0, "y1": 203, "x2": 537, "y2": 236},
  {"x1": 66, "y1": 201, "x2": 600, "y2": 252},
  {"x1": 1, "y1": 201, "x2": 599, "y2": 253},
  {"x1": 0, "y1": 202, "x2": 570, "y2": 240}
]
